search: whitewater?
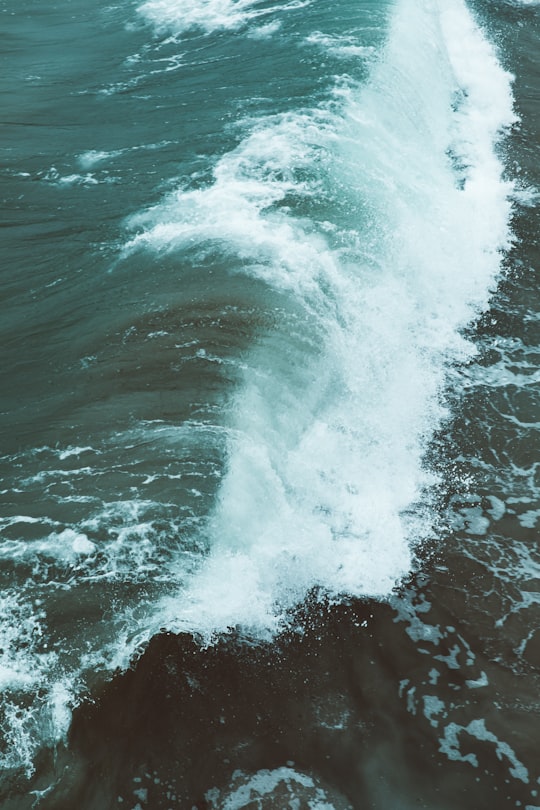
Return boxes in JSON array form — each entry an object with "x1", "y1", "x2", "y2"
[
  {"x1": 121, "y1": 0, "x2": 516, "y2": 637},
  {"x1": 2, "y1": 0, "x2": 539, "y2": 806}
]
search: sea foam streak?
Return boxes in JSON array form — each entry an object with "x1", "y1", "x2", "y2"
[
  {"x1": 124, "y1": 0, "x2": 516, "y2": 644},
  {"x1": 137, "y1": 0, "x2": 310, "y2": 35}
]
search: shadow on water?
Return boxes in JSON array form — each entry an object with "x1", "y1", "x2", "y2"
[{"x1": 4, "y1": 575, "x2": 536, "y2": 810}]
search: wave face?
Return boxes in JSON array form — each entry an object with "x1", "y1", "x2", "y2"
[
  {"x1": 0, "y1": 0, "x2": 522, "y2": 792},
  {"x1": 137, "y1": 0, "x2": 311, "y2": 35},
  {"x1": 125, "y1": 0, "x2": 516, "y2": 639}
]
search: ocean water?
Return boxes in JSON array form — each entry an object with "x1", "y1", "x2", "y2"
[{"x1": 0, "y1": 0, "x2": 539, "y2": 807}]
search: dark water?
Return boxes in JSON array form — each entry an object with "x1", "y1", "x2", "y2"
[{"x1": 1, "y1": 0, "x2": 539, "y2": 807}]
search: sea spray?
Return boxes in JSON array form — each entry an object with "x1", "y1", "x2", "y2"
[
  {"x1": 124, "y1": 0, "x2": 517, "y2": 642},
  {"x1": 0, "y1": 0, "x2": 519, "y2": 780}
]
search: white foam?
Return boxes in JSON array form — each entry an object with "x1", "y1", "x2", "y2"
[
  {"x1": 43, "y1": 166, "x2": 116, "y2": 186},
  {"x1": 124, "y1": 0, "x2": 517, "y2": 642},
  {"x1": 0, "y1": 0, "x2": 519, "y2": 769},
  {"x1": 0, "y1": 592, "x2": 70, "y2": 775},
  {"x1": 137, "y1": 0, "x2": 310, "y2": 36},
  {"x1": 70, "y1": 531, "x2": 97, "y2": 556},
  {"x1": 247, "y1": 20, "x2": 282, "y2": 39},
  {"x1": 439, "y1": 719, "x2": 530, "y2": 784},
  {"x1": 207, "y1": 767, "x2": 348, "y2": 809},
  {"x1": 305, "y1": 31, "x2": 376, "y2": 60}
]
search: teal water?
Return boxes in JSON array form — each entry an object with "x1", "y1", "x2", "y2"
[{"x1": 1, "y1": 0, "x2": 540, "y2": 807}]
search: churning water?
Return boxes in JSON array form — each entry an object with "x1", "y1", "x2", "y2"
[{"x1": 1, "y1": 0, "x2": 539, "y2": 807}]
